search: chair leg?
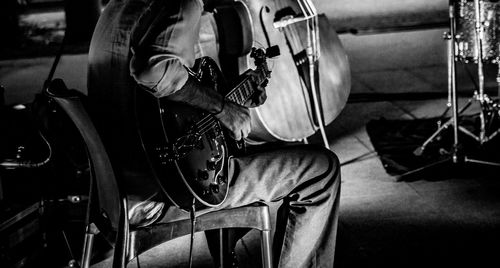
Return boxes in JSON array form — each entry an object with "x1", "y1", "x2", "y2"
[
  {"x1": 206, "y1": 228, "x2": 250, "y2": 268},
  {"x1": 81, "y1": 223, "x2": 99, "y2": 268},
  {"x1": 260, "y1": 230, "x2": 273, "y2": 268},
  {"x1": 219, "y1": 229, "x2": 233, "y2": 268},
  {"x1": 81, "y1": 233, "x2": 94, "y2": 268},
  {"x1": 113, "y1": 202, "x2": 130, "y2": 268},
  {"x1": 205, "y1": 229, "x2": 219, "y2": 267}
]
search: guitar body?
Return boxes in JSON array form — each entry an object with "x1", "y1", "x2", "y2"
[
  {"x1": 136, "y1": 48, "x2": 273, "y2": 209},
  {"x1": 136, "y1": 57, "x2": 230, "y2": 209}
]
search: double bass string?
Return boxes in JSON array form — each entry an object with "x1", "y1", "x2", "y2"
[
  {"x1": 301, "y1": 0, "x2": 330, "y2": 148},
  {"x1": 280, "y1": 7, "x2": 316, "y2": 123},
  {"x1": 296, "y1": 0, "x2": 319, "y2": 61},
  {"x1": 277, "y1": 0, "x2": 329, "y2": 148}
]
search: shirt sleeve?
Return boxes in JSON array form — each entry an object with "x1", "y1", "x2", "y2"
[{"x1": 129, "y1": 0, "x2": 204, "y2": 98}]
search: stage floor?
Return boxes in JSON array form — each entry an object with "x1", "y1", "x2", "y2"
[{"x1": 2, "y1": 11, "x2": 500, "y2": 268}]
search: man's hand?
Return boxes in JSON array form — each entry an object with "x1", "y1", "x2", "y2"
[
  {"x1": 243, "y1": 71, "x2": 268, "y2": 108},
  {"x1": 214, "y1": 101, "x2": 251, "y2": 140}
]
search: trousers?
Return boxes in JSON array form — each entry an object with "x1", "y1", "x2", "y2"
[{"x1": 147, "y1": 144, "x2": 341, "y2": 268}]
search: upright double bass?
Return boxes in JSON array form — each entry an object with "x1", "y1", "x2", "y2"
[{"x1": 241, "y1": 0, "x2": 351, "y2": 145}]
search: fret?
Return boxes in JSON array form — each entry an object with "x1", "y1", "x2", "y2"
[
  {"x1": 242, "y1": 82, "x2": 251, "y2": 100},
  {"x1": 241, "y1": 85, "x2": 247, "y2": 101},
  {"x1": 236, "y1": 88, "x2": 243, "y2": 104},
  {"x1": 236, "y1": 84, "x2": 244, "y2": 103},
  {"x1": 225, "y1": 66, "x2": 269, "y2": 106},
  {"x1": 226, "y1": 92, "x2": 234, "y2": 102}
]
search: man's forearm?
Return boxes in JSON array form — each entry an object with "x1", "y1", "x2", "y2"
[
  {"x1": 166, "y1": 75, "x2": 252, "y2": 140},
  {"x1": 165, "y1": 75, "x2": 224, "y2": 114}
]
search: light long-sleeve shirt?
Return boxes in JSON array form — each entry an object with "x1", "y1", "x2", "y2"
[
  {"x1": 87, "y1": 0, "x2": 214, "y2": 216},
  {"x1": 128, "y1": 0, "x2": 203, "y2": 97}
]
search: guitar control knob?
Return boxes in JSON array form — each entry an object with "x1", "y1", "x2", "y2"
[
  {"x1": 218, "y1": 175, "x2": 227, "y2": 184},
  {"x1": 206, "y1": 160, "x2": 216, "y2": 170},
  {"x1": 202, "y1": 189, "x2": 211, "y2": 196},
  {"x1": 197, "y1": 170, "x2": 209, "y2": 181},
  {"x1": 210, "y1": 184, "x2": 220, "y2": 194}
]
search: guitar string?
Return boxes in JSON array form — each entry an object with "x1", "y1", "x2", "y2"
[
  {"x1": 196, "y1": 116, "x2": 217, "y2": 134},
  {"x1": 192, "y1": 80, "x2": 251, "y2": 133},
  {"x1": 194, "y1": 91, "x2": 246, "y2": 135},
  {"x1": 194, "y1": 76, "x2": 266, "y2": 135},
  {"x1": 188, "y1": 66, "x2": 267, "y2": 136}
]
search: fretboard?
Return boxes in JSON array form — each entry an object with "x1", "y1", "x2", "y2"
[{"x1": 225, "y1": 67, "x2": 268, "y2": 105}]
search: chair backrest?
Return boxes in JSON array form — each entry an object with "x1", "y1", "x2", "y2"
[{"x1": 44, "y1": 79, "x2": 122, "y2": 229}]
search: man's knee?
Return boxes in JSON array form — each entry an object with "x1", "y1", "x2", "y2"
[
  {"x1": 314, "y1": 146, "x2": 341, "y2": 196},
  {"x1": 314, "y1": 145, "x2": 340, "y2": 179},
  {"x1": 297, "y1": 145, "x2": 341, "y2": 195}
]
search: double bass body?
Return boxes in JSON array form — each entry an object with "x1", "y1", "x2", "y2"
[{"x1": 242, "y1": 0, "x2": 351, "y2": 143}]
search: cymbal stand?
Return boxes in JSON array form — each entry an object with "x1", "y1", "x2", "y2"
[
  {"x1": 400, "y1": 0, "x2": 500, "y2": 180},
  {"x1": 412, "y1": 0, "x2": 462, "y2": 160}
]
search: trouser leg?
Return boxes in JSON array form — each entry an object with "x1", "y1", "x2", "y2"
[{"x1": 220, "y1": 144, "x2": 341, "y2": 268}]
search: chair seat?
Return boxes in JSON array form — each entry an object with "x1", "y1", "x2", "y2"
[{"x1": 129, "y1": 203, "x2": 271, "y2": 263}]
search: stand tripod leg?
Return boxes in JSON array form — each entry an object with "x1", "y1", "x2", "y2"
[
  {"x1": 487, "y1": 128, "x2": 500, "y2": 141},
  {"x1": 413, "y1": 2, "x2": 462, "y2": 157},
  {"x1": 465, "y1": 157, "x2": 500, "y2": 167},
  {"x1": 414, "y1": 118, "x2": 453, "y2": 156},
  {"x1": 398, "y1": 0, "x2": 461, "y2": 180},
  {"x1": 415, "y1": 95, "x2": 476, "y2": 156},
  {"x1": 397, "y1": 157, "x2": 451, "y2": 181}
]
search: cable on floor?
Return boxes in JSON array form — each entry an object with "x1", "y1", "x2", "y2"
[{"x1": 340, "y1": 151, "x2": 377, "y2": 166}]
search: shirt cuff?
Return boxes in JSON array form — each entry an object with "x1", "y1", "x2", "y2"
[{"x1": 130, "y1": 54, "x2": 190, "y2": 98}]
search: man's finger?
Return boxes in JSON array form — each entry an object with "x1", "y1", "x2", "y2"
[
  {"x1": 234, "y1": 130, "x2": 241, "y2": 141},
  {"x1": 261, "y1": 79, "x2": 269, "y2": 88},
  {"x1": 259, "y1": 91, "x2": 267, "y2": 104}
]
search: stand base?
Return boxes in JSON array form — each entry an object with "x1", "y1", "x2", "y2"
[{"x1": 397, "y1": 154, "x2": 500, "y2": 182}]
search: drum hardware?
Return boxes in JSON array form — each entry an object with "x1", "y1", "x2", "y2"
[
  {"x1": 400, "y1": 0, "x2": 500, "y2": 180},
  {"x1": 454, "y1": 0, "x2": 500, "y2": 145},
  {"x1": 456, "y1": 0, "x2": 500, "y2": 144},
  {"x1": 455, "y1": 0, "x2": 500, "y2": 64}
]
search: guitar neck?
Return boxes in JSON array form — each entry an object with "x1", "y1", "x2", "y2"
[{"x1": 225, "y1": 67, "x2": 267, "y2": 105}]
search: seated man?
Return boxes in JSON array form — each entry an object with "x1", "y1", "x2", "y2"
[{"x1": 87, "y1": 0, "x2": 341, "y2": 267}]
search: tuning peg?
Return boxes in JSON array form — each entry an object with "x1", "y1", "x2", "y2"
[
  {"x1": 266, "y1": 45, "x2": 280, "y2": 58},
  {"x1": 250, "y1": 47, "x2": 265, "y2": 58}
]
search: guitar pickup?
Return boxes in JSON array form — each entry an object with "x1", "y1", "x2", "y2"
[{"x1": 155, "y1": 146, "x2": 178, "y2": 163}]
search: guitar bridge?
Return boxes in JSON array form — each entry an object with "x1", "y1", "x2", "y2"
[
  {"x1": 154, "y1": 132, "x2": 204, "y2": 163},
  {"x1": 155, "y1": 146, "x2": 178, "y2": 163}
]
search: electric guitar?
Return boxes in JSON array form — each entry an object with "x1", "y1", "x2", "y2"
[{"x1": 136, "y1": 47, "x2": 278, "y2": 209}]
